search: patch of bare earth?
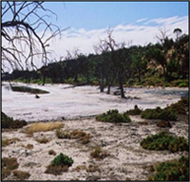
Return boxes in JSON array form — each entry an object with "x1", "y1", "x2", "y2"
[{"x1": 2, "y1": 117, "x2": 188, "y2": 181}]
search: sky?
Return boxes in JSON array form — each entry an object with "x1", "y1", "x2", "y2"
[
  {"x1": 2, "y1": 1, "x2": 189, "y2": 70},
  {"x1": 44, "y1": 1, "x2": 188, "y2": 61}
]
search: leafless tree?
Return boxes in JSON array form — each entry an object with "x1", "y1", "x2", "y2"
[
  {"x1": 94, "y1": 29, "x2": 131, "y2": 98},
  {"x1": 2, "y1": 1, "x2": 66, "y2": 73}
]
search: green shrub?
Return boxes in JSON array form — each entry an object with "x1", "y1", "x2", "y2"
[
  {"x1": 150, "y1": 156, "x2": 189, "y2": 181},
  {"x1": 167, "y1": 97, "x2": 188, "y2": 115},
  {"x1": 45, "y1": 153, "x2": 74, "y2": 175},
  {"x1": 96, "y1": 109, "x2": 131, "y2": 123},
  {"x1": 11, "y1": 85, "x2": 49, "y2": 94},
  {"x1": 126, "y1": 105, "x2": 142, "y2": 115},
  {"x1": 2, "y1": 112, "x2": 27, "y2": 129},
  {"x1": 141, "y1": 107, "x2": 177, "y2": 121},
  {"x1": 51, "y1": 153, "x2": 73, "y2": 167},
  {"x1": 179, "y1": 83, "x2": 187, "y2": 87},
  {"x1": 140, "y1": 132, "x2": 188, "y2": 152}
]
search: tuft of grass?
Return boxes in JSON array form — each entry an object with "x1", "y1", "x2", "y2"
[
  {"x1": 23, "y1": 121, "x2": 64, "y2": 135},
  {"x1": 48, "y1": 150, "x2": 56, "y2": 156},
  {"x1": 45, "y1": 165, "x2": 69, "y2": 175},
  {"x1": 86, "y1": 164, "x2": 100, "y2": 172},
  {"x1": 2, "y1": 111, "x2": 27, "y2": 129},
  {"x1": 156, "y1": 120, "x2": 172, "y2": 128},
  {"x1": 25, "y1": 144, "x2": 34, "y2": 149},
  {"x1": 13, "y1": 170, "x2": 30, "y2": 180},
  {"x1": 56, "y1": 129, "x2": 91, "y2": 144},
  {"x1": 140, "y1": 132, "x2": 188, "y2": 152},
  {"x1": 36, "y1": 137, "x2": 51, "y2": 144},
  {"x1": 148, "y1": 156, "x2": 189, "y2": 181},
  {"x1": 56, "y1": 129, "x2": 71, "y2": 139},
  {"x1": 90, "y1": 146, "x2": 109, "y2": 160},
  {"x1": 96, "y1": 109, "x2": 131, "y2": 123},
  {"x1": 2, "y1": 138, "x2": 20, "y2": 147},
  {"x1": 2, "y1": 157, "x2": 19, "y2": 179}
]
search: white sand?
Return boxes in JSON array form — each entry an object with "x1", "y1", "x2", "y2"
[
  {"x1": 2, "y1": 82, "x2": 188, "y2": 122},
  {"x1": 2, "y1": 117, "x2": 188, "y2": 180}
]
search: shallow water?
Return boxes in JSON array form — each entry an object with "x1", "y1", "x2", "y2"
[{"x1": 2, "y1": 82, "x2": 188, "y2": 122}]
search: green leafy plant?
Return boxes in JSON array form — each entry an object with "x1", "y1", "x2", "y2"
[
  {"x1": 149, "y1": 156, "x2": 189, "y2": 181},
  {"x1": 167, "y1": 97, "x2": 188, "y2": 115},
  {"x1": 96, "y1": 109, "x2": 131, "y2": 123},
  {"x1": 141, "y1": 107, "x2": 177, "y2": 121},
  {"x1": 51, "y1": 153, "x2": 74, "y2": 167},
  {"x1": 140, "y1": 132, "x2": 188, "y2": 152},
  {"x1": 126, "y1": 105, "x2": 142, "y2": 115},
  {"x1": 2, "y1": 112, "x2": 27, "y2": 129},
  {"x1": 45, "y1": 153, "x2": 74, "y2": 175}
]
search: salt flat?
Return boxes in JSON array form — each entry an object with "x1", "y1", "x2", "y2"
[{"x1": 2, "y1": 82, "x2": 188, "y2": 122}]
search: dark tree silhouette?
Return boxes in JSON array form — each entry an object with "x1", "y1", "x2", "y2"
[{"x1": 2, "y1": 1, "x2": 65, "y2": 72}]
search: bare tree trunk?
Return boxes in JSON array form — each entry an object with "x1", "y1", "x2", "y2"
[
  {"x1": 119, "y1": 79, "x2": 125, "y2": 98},
  {"x1": 100, "y1": 73, "x2": 104, "y2": 92}
]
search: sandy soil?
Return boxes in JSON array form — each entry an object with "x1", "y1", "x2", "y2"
[{"x1": 2, "y1": 116, "x2": 188, "y2": 181}]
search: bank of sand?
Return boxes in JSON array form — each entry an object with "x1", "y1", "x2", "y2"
[{"x1": 2, "y1": 115, "x2": 188, "y2": 180}]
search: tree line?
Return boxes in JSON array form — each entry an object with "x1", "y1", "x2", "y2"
[{"x1": 3, "y1": 30, "x2": 189, "y2": 98}]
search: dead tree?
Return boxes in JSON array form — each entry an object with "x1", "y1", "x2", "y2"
[{"x1": 2, "y1": 1, "x2": 65, "y2": 73}]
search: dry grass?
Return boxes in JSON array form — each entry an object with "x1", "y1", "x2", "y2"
[
  {"x1": 2, "y1": 138, "x2": 20, "y2": 147},
  {"x1": 13, "y1": 170, "x2": 30, "y2": 180},
  {"x1": 90, "y1": 146, "x2": 110, "y2": 160},
  {"x1": 45, "y1": 165, "x2": 68, "y2": 175},
  {"x1": 36, "y1": 137, "x2": 51, "y2": 144},
  {"x1": 56, "y1": 129, "x2": 91, "y2": 144},
  {"x1": 23, "y1": 121, "x2": 64, "y2": 135},
  {"x1": 2, "y1": 157, "x2": 19, "y2": 179},
  {"x1": 48, "y1": 149, "x2": 57, "y2": 155},
  {"x1": 25, "y1": 144, "x2": 34, "y2": 149}
]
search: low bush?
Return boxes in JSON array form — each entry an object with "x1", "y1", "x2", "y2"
[
  {"x1": 167, "y1": 97, "x2": 189, "y2": 115},
  {"x1": 51, "y1": 153, "x2": 74, "y2": 167},
  {"x1": 149, "y1": 156, "x2": 189, "y2": 181},
  {"x1": 45, "y1": 153, "x2": 73, "y2": 175},
  {"x1": 96, "y1": 109, "x2": 131, "y2": 123},
  {"x1": 126, "y1": 105, "x2": 142, "y2": 115},
  {"x1": 140, "y1": 132, "x2": 188, "y2": 152},
  {"x1": 141, "y1": 107, "x2": 177, "y2": 121},
  {"x1": 2, "y1": 112, "x2": 27, "y2": 129},
  {"x1": 2, "y1": 157, "x2": 19, "y2": 179},
  {"x1": 90, "y1": 146, "x2": 109, "y2": 160},
  {"x1": 13, "y1": 170, "x2": 30, "y2": 180}
]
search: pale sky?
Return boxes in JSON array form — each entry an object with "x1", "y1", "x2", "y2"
[{"x1": 2, "y1": 1, "x2": 189, "y2": 71}]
